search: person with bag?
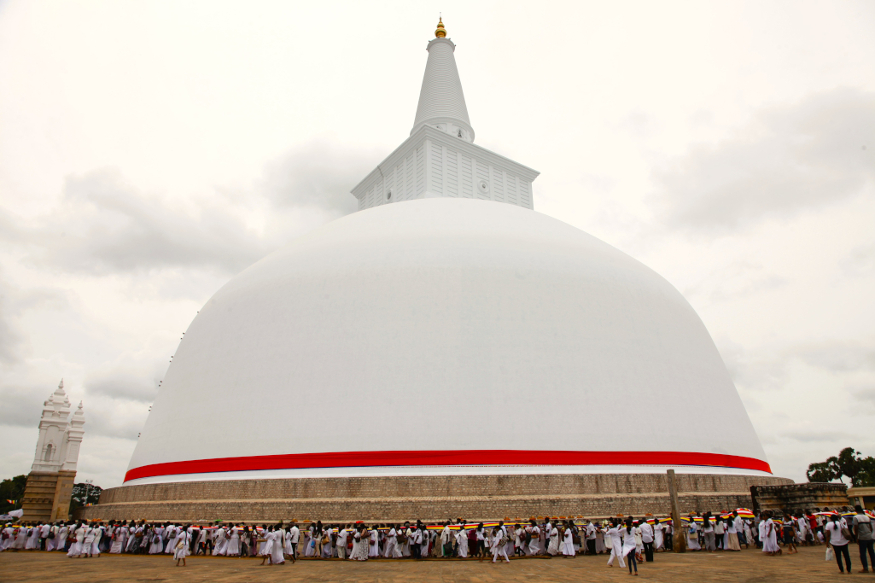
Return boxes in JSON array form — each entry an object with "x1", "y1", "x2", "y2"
[
  {"x1": 825, "y1": 513, "x2": 853, "y2": 573},
  {"x1": 853, "y1": 505, "x2": 875, "y2": 573},
  {"x1": 173, "y1": 525, "x2": 190, "y2": 567}
]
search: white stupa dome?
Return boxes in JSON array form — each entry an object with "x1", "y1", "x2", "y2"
[
  {"x1": 124, "y1": 19, "x2": 770, "y2": 487},
  {"x1": 126, "y1": 197, "x2": 770, "y2": 484}
]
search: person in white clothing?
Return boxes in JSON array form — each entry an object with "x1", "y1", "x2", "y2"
[
  {"x1": 621, "y1": 518, "x2": 639, "y2": 575},
  {"x1": 174, "y1": 527, "x2": 190, "y2": 567},
  {"x1": 109, "y1": 524, "x2": 126, "y2": 553},
  {"x1": 26, "y1": 524, "x2": 40, "y2": 550},
  {"x1": 67, "y1": 523, "x2": 86, "y2": 558},
  {"x1": 561, "y1": 524, "x2": 575, "y2": 557},
  {"x1": 527, "y1": 521, "x2": 540, "y2": 556},
  {"x1": 606, "y1": 521, "x2": 626, "y2": 568},
  {"x1": 44, "y1": 524, "x2": 57, "y2": 552},
  {"x1": 369, "y1": 526, "x2": 379, "y2": 558},
  {"x1": 825, "y1": 513, "x2": 852, "y2": 573},
  {"x1": 456, "y1": 525, "x2": 469, "y2": 558},
  {"x1": 639, "y1": 519, "x2": 654, "y2": 561},
  {"x1": 212, "y1": 526, "x2": 227, "y2": 556},
  {"x1": 1, "y1": 525, "x2": 16, "y2": 551},
  {"x1": 382, "y1": 525, "x2": 396, "y2": 558},
  {"x1": 82, "y1": 525, "x2": 96, "y2": 557},
  {"x1": 687, "y1": 520, "x2": 701, "y2": 551},
  {"x1": 270, "y1": 528, "x2": 286, "y2": 565},
  {"x1": 490, "y1": 528, "x2": 510, "y2": 563},
  {"x1": 288, "y1": 523, "x2": 300, "y2": 560},
  {"x1": 38, "y1": 523, "x2": 50, "y2": 551},
  {"x1": 762, "y1": 512, "x2": 781, "y2": 555},
  {"x1": 547, "y1": 523, "x2": 560, "y2": 556},
  {"x1": 225, "y1": 525, "x2": 240, "y2": 557},
  {"x1": 148, "y1": 525, "x2": 164, "y2": 554},
  {"x1": 55, "y1": 522, "x2": 67, "y2": 552},
  {"x1": 653, "y1": 520, "x2": 665, "y2": 551},
  {"x1": 726, "y1": 514, "x2": 741, "y2": 551},
  {"x1": 259, "y1": 526, "x2": 275, "y2": 565},
  {"x1": 162, "y1": 524, "x2": 177, "y2": 554}
]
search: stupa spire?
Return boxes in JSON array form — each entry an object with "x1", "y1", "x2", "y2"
[{"x1": 411, "y1": 17, "x2": 474, "y2": 142}]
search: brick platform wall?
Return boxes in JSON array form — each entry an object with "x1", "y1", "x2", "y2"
[
  {"x1": 751, "y1": 482, "x2": 850, "y2": 514},
  {"x1": 80, "y1": 473, "x2": 792, "y2": 523}
]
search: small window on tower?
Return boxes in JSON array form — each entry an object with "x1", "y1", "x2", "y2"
[
  {"x1": 458, "y1": 130, "x2": 463, "y2": 138},
  {"x1": 44, "y1": 443, "x2": 54, "y2": 461}
]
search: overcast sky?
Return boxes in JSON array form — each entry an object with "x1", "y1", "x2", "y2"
[{"x1": 1, "y1": 0, "x2": 873, "y2": 488}]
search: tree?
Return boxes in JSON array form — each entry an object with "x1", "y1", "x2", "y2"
[
  {"x1": 807, "y1": 447, "x2": 875, "y2": 487},
  {"x1": 0, "y1": 475, "x2": 27, "y2": 514},
  {"x1": 70, "y1": 482, "x2": 103, "y2": 510}
]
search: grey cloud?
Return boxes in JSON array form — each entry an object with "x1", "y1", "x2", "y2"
[
  {"x1": 85, "y1": 370, "x2": 161, "y2": 403},
  {"x1": 782, "y1": 429, "x2": 851, "y2": 443},
  {"x1": 0, "y1": 385, "x2": 45, "y2": 428},
  {"x1": 842, "y1": 241, "x2": 875, "y2": 277},
  {"x1": 1, "y1": 140, "x2": 374, "y2": 278},
  {"x1": 83, "y1": 398, "x2": 148, "y2": 440},
  {"x1": 796, "y1": 340, "x2": 875, "y2": 373},
  {"x1": 719, "y1": 337, "x2": 875, "y2": 393},
  {"x1": 0, "y1": 275, "x2": 68, "y2": 366},
  {"x1": 19, "y1": 168, "x2": 272, "y2": 275},
  {"x1": 719, "y1": 340, "x2": 787, "y2": 392},
  {"x1": 0, "y1": 299, "x2": 22, "y2": 365},
  {"x1": 258, "y1": 140, "x2": 375, "y2": 216},
  {"x1": 654, "y1": 88, "x2": 875, "y2": 232}
]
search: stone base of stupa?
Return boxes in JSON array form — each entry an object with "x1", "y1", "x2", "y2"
[{"x1": 79, "y1": 473, "x2": 792, "y2": 523}]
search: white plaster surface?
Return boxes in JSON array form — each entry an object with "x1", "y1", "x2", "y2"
[
  {"x1": 411, "y1": 38, "x2": 473, "y2": 141},
  {"x1": 127, "y1": 198, "x2": 768, "y2": 480}
]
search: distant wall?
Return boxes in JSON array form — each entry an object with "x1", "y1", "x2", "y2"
[{"x1": 750, "y1": 482, "x2": 849, "y2": 514}]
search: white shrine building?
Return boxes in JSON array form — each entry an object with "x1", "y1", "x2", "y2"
[
  {"x1": 83, "y1": 20, "x2": 789, "y2": 522},
  {"x1": 22, "y1": 380, "x2": 85, "y2": 522}
]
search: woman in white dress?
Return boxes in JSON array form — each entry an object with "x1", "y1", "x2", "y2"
[
  {"x1": 561, "y1": 525, "x2": 575, "y2": 557},
  {"x1": 67, "y1": 524, "x2": 85, "y2": 558},
  {"x1": 81, "y1": 525, "x2": 95, "y2": 557},
  {"x1": 283, "y1": 527, "x2": 295, "y2": 561},
  {"x1": 456, "y1": 526, "x2": 469, "y2": 558},
  {"x1": 654, "y1": 521, "x2": 664, "y2": 551},
  {"x1": 126, "y1": 524, "x2": 142, "y2": 553},
  {"x1": 109, "y1": 523, "x2": 126, "y2": 553},
  {"x1": 225, "y1": 525, "x2": 240, "y2": 557},
  {"x1": 217, "y1": 526, "x2": 230, "y2": 556},
  {"x1": 633, "y1": 522, "x2": 644, "y2": 556},
  {"x1": 762, "y1": 513, "x2": 781, "y2": 555},
  {"x1": 352, "y1": 525, "x2": 370, "y2": 561},
  {"x1": 595, "y1": 524, "x2": 606, "y2": 554},
  {"x1": 149, "y1": 525, "x2": 165, "y2": 554},
  {"x1": 303, "y1": 526, "x2": 315, "y2": 557},
  {"x1": 687, "y1": 520, "x2": 702, "y2": 550},
  {"x1": 25, "y1": 525, "x2": 39, "y2": 550},
  {"x1": 55, "y1": 523, "x2": 69, "y2": 553},
  {"x1": 270, "y1": 528, "x2": 285, "y2": 565},
  {"x1": 546, "y1": 524, "x2": 560, "y2": 555},
  {"x1": 89, "y1": 524, "x2": 103, "y2": 557},
  {"x1": 174, "y1": 527, "x2": 190, "y2": 567},
  {"x1": 527, "y1": 521, "x2": 540, "y2": 556},
  {"x1": 259, "y1": 527, "x2": 275, "y2": 565},
  {"x1": 368, "y1": 527, "x2": 379, "y2": 558}
]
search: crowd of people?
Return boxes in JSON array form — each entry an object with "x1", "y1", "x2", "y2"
[{"x1": 2, "y1": 505, "x2": 873, "y2": 574}]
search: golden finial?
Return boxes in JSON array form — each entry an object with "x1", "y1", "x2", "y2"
[{"x1": 435, "y1": 16, "x2": 446, "y2": 38}]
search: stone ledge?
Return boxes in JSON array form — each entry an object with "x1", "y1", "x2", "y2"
[{"x1": 80, "y1": 473, "x2": 791, "y2": 522}]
